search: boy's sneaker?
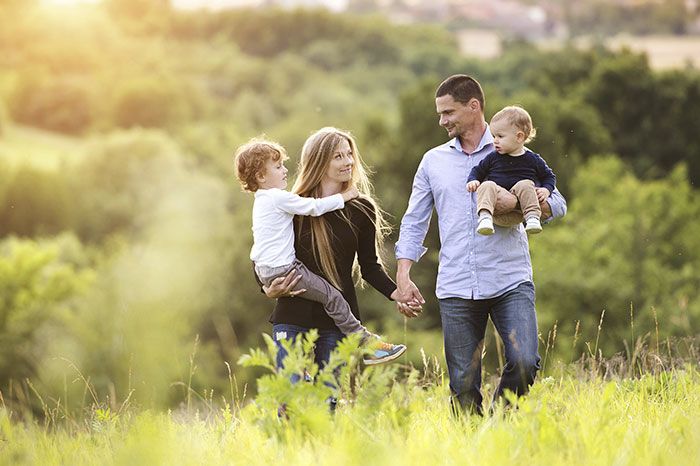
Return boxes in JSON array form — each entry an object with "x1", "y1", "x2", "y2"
[
  {"x1": 363, "y1": 340, "x2": 406, "y2": 366},
  {"x1": 476, "y1": 216, "x2": 494, "y2": 235},
  {"x1": 525, "y1": 217, "x2": 542, "y2": 235}
]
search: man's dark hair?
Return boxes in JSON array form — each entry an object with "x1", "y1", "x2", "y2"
[{"x1": 435, "y1": 74, "x2": 485, "y2": 110}]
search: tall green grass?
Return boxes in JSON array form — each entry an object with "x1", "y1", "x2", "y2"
[{"x1": 0, "y1": 331, "x2": 698, "y2": 466}]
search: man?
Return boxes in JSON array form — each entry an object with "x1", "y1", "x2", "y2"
[{"x1": 395, "y1": 75, "x2": 567, "y2": 414}]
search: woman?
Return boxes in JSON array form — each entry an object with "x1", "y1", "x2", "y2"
[{"x1": 262, "y1": 127, "x2": 419, "y2": 370}]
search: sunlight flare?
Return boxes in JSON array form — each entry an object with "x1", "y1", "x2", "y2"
[{"x1": 41, "y1": 0, "x2": 102, "y2": 7}]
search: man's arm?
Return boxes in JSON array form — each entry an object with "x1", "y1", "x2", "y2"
[
  {"x1": 396, "y1": 259, "x2": 423, "y2": 317},
  {"x1": 395, "y1": 159, "x2": 432, "y2": 314},
  {"x1": 395, "y1": 160, "x2": 433, "y2": 263},
  {"x1": 542, "y1": 188, "x2": 567, "y2": 223}
]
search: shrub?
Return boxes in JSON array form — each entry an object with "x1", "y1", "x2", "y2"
[
  {"x1": 0, "y1": 235, "x2": 93, "y2": 386},
  {"x1": 8, "y1": 75, "x2": 96, "y2": 134},
  {"x1": 111, "y1": 78, "x2": 188, "y2": 129},
  {"x1": 71, "y1": 129, "x2": 180, "y2": 241},
  {"x1": 0, "y1": 166, "x2": 74, "y2": 237}
]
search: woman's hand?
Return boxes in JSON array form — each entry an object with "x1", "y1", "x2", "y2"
[
  {"x1": 390, "y1": 289, "x2": 423, "y2": 318},
  {"x1": 262, "y1": 270, "x2": 306, "y2": 298}
]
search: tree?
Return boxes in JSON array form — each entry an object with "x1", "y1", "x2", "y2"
[
  {"x1": 70, "y1": 130, "x2": 180, "y2": 242},
  {"x1": 0, "y1": 236, "x2": 92, "y2": 387},
  {"x1": 532, "y1": 157, "x2": 700, "y2": 358},
  {"x1": 0, "y1": 166, "x2": 74, "y2": 237},
  {"x1": 585, "y1": 50, "x2": 656, "y2": 174},
  {"x1": 650, "y1": 69, "x2": 700, "y2": 185},
  {"x1": 9, "y1": 75, "x2": 96, "y2": 135},
  {"x1": 112, "y1": 78, "x2": 188, "y2": 129}
]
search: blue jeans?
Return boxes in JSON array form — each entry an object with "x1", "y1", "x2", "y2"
[
  {"x1": 271, "y1": 323, "x2": 344, "y2": 383},
  {"x1": 438, "y1": 281, "x2": 540, "y2": 414}
]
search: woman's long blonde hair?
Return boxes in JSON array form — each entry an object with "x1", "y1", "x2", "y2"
[{"x1": 292, "y1": 127, "x2": 391, "y2": 290}]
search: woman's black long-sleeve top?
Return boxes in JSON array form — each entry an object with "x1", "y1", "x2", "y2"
[{"x1": 268, "y1": 197, "x2": 397, "y2": 330}]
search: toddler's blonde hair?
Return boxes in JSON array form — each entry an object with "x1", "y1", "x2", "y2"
[{"x1": 491, "y1": 105, "x2": 537, "y2": 144}]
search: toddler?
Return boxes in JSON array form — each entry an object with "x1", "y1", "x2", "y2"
[{"x1": 467, "y1": 106, "x2": 556, "y2": 235}]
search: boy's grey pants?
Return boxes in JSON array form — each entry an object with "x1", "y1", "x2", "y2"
[{"x1": 255, "y1": 259, "x2": 368, "y2": 337}]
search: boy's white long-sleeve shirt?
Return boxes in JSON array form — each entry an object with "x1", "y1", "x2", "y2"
[{"x1": 250, "y1": 188, "x2": 344, "y2": 267}]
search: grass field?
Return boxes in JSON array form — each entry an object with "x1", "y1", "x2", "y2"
[
  {"x1": 1, "y1": 370, "x2": 697, "y2": 465},
  {"x1": 1, "y1": 336, "x2": 698, "y2": 466}
]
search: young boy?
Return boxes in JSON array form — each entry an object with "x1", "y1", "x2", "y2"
[
  {"x1": 234, "y1": 138, "x2": 406, "y2": 365},
  {"x1": 466, "y1": 105, "x2": 557, "y2": 236}
]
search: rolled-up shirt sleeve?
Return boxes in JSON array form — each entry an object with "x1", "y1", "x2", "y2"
[
  {"x1": 395, "y1": 159, "x2": 434, "y2": 262},
  {"x1": 543, "y1": 187, "x2": 567, "y2": 224}
]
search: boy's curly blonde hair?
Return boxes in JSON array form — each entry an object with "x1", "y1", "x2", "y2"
[
  {"x1": 234, "y1": 138, "x2": 288, "y2": 192},
  {"x1": 491, "y1": 105, "x2": 537, "y2": 144}
]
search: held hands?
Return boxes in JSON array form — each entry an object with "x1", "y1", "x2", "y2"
[
  {"x1": 466, "y1": 180, "x2": 480, "y2": 192},
  {"x1": 262, "y1": 270, "x2": 306, "y2": 298},
  {"x1": 341, "y1": 186, "x2": 360, "y2": 203},
  {"x1": 391, "y1": 289, "x2": 423, "y2": 318},
  {"x1": 536, "y1": 187, "x2": 550, "y2": 203},
  {"x1": 394, "y1": 272, "x2": 425, "y2": 318}
]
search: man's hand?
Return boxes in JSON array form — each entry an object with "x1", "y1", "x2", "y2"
[
  {"x1": 341, "y1": 186, "x2": 359, "y2": 202},
  {"x1": 396, "y1": 276, "x2": 424, "y2": 304},
  {"x1": 390, "y1": 289, "x2": 422, "y2": 318},
  {"x1": 536, "y1": 187, "x2": 550, "y2": 203},
  {"x1": 396, "y1": 259, "x2": 425, "y2": 317},
  {"x1": 262, "y1": 270, "x2": 306, "y2": 298},
  {"x1": 466, "y1": 180, "x2": 480, "y2": 192}
]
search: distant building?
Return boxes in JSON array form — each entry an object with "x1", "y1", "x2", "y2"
[
  {"x1": 267, "y1": 0, "x2": 349, "y2": 12},
  {"x1": 172, "y1": 0, "x2": 348, "y2": 11},
  {"x1": 448, "y1": 0, "x2": 550, "y2": 39},
  {"x1": 353, "y1": 0, "x2": 556, "y2": 39},
  {"x1": 171, "y1": 0, "x2": 262, "y2": 9}
]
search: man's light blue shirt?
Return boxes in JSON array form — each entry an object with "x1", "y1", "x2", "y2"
[{"x1": 395, "y1": 127, "x2": 567, "y2": 300}]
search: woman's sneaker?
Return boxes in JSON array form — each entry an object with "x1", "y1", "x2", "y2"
[
  {"x1": 525, "y1": 217, "x2": 542, "y2": 235},
  {"x1": 363, "y1": 340, "x2": 407, "y2": 365}
]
